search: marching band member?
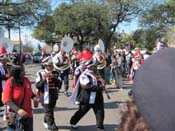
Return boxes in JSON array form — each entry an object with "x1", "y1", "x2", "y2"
[
  {"x1": 71, "y1": 48, "x2": 78, "y2": 77},
  {"x1": 128, "y1": 48, "x2": 144, "y2": 97},
  {"x1": 72, "y1": 52, "x2": 86, "y2": 89},
  {"x1": 70, "y1": 57, "x2": 105, "y2": 131},
  {"x1": 70, "y1": 51, "x2": 91, "y2": 105},
  {"x1": 129, "y1": 49, "x2": 144, "y2": 81},
  {"x1": 35, "y1": 56, "x2": 61, "y2": 131},
  {"x1": 53, "y1": 49, "x2": 70, "y2": 97},
  {"x1": 93, "y1": 48, "x2": 106, "y2": 80}
]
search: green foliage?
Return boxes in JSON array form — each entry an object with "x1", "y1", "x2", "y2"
[
  {"x1": 53, "y1": 1, "x2": 110, "y2": 40},
  {"x1": 33, "y1": 15, "x2": 55, "y2": 43},
  {"x1": 33, "y1": 0, "x2": 145, "y2": 49},
  {"x1": 0, "y1": 0, "x2": 51, "y2": 28},
  {"x1": 133, "y1": 28, "x2": 163, "y2": 50},
  {"x1": 139, "y1": 0, "x2": 175, "y2": 29},
  {"x1": 50, "y1": 1, "x2": 112, "y2": 50},
  {"x1": 138, "y1": 0, "x2": 175, "y2": 49}
]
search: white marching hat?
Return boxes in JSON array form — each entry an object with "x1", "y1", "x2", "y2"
[{"x1": 42, "y1": 56, "x2": 53, "y2": 65}]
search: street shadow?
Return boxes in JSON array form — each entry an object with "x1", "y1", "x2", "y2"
[
  {"x1": 57, "y1": 124, "x2": 119, "y2": 131},
  {"x1": 105, "y1": 88, "x2": 119, "y2": 93},
  {"x1": 33, "y1": 106, "x2": 78, "y2": 114},
  {"x1": 104, "y1": 101, "x2": 124, "y2": 109},
  {"x1": 122, "y1": 86, "x2": 132, "y2": 90},
  {"x1": 108, "y1": 84, "x2": 132, "y2": 89}
]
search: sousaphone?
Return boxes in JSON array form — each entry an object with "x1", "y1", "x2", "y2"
[
  {"x1": 94, "y1": 39, "x2": 106, "y2": 70},
  {"x1": 53, "y1": 36, "x2": 74, "y2": 71},
  {"x1": 133, "y1": 62, "x2": 140, "y2": 70}
]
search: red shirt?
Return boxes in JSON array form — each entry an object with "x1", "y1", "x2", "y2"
[{"x1": 3, "y1": 77, "x2": 33, "y2": 118}]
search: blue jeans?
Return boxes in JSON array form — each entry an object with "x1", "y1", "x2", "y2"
[{"x1": 125, "y1": 60, "x2": 131, "y2": 74}]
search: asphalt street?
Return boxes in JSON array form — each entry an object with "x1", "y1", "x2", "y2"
[{"x1": 0, "y1": 63, "x2": 132, "y2": 131}]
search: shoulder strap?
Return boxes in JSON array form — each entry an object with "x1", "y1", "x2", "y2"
[{"x1": 38, "y1": 71, "x2": 43, "y2": 80}]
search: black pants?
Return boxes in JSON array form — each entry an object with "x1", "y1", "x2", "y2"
[
  {"x1": 42, "y1": 99, "x2": 57, "y2": 127},
  {"x1": 70, "y1": 103, "x2": 104, "y2": 130},
  {"x1": 97, "y1": 68, "x2": 105, "y2": 80},
  {"x1": 60, "y1": 68, "x2": 70, "y2": 92}
]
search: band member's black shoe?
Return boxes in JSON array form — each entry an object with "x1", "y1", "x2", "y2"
[
  {"x1": 97, "y1": 128, "x2": 104, "y2": 131},
  {"x1": 48, "y1": 123, "x2": 58, "y2": 131},
  {"x1": 71, "y1": 124, "x2": 78, "y2": 129}
]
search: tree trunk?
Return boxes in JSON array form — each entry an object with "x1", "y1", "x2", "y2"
[{"x1": 103, "y1": 32, "x2": 114, "y2": 52}]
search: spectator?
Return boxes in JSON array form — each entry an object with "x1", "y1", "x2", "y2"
[{"x1": 3, "y1": 64, "x2": 34, "y2": 131}]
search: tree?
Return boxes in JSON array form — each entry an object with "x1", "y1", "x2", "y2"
[
  {"x1": 140, "y1": 0, "x2": 175, "y2": 27},
  {"x1": 33, "y1": 0, "x2": 147, "y2": 51},
  {"x1": 53, "y1": 1, "x2": 110, "y2": 50},
  {"x1": 138, "y1": 0, "x2": 175, "y2": 49},
  {"x1": 139, "y1": 0, "x2": 175, "y2": 38},
  {"x1": 133, "y1": 28, "x2": 162, "y2": 50},
  {"x1": 100, "y1": 0, "x2": 145, "y2": 50},
  {"x1": 0, "y1": 0, "x2": 51, "y2": 38},
  {"x1": 53, "y1": 0, "x2": 145, "y2": 50},
  {"x1": 33, "y1": 15, "x2": 55, "y2": 45}
]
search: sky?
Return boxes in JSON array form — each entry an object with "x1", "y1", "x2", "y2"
[{"x1": 117, "y1": 20, "x2": 139, "y2": 34}]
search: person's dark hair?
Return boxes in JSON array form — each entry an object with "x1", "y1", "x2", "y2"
[
  {"x1": 118, "y1": 100, "x2": 151, "y2": 131},
  {"x1": 10, "y1": 64, "x2": 24, "y2": 86}
]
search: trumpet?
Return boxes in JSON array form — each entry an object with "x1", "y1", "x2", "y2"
[
  {"x1": 53, "y1": 36, "x2": 73, "y2": 71},
  {"x1": 43, "y1": 71, "x2": 59, "y2": 80},
  {"x1": 97, "y1": 54, "x2": 107, "y2": 70}
]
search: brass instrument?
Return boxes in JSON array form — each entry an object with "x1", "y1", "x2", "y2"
[
  {"x1": 46, "y1": 71, "x2": 59, "y2": 80},
  {"x1": 56, "y1": 56, "x2": 70, "y2": 71},
  {"x1": 53, "y1": 36, "x2": 73, "y2": 71},
  {"x1": 94, "y1": 39, "x2": 106, "y2": 70},
  {"x1": 97, "y1": 54, "x2": 107, "y2": 70},
  {"x1": 133, "y1": 61, "x2": 140, "y2": 70},
  {"x1": 44, "y1": 71, "x2": 60, "y2": 88}
]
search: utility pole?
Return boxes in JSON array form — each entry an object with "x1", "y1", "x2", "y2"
[{"x1": 19, "y1": 22, "x2": 22, "y2": 64}]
